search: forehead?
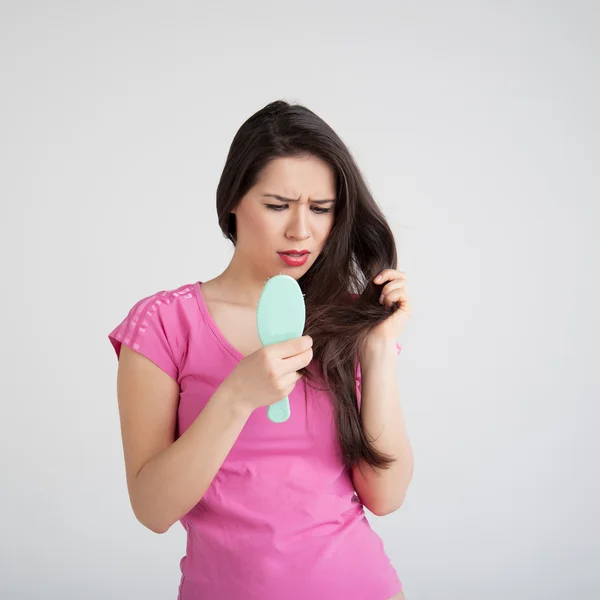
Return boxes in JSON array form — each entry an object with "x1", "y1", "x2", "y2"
[{"x1": 257, "y1": 155, "x2": 336, "y2": 196}]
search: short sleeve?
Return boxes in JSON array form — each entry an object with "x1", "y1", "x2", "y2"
[
  {"x1": 355, "y1": 341, "x2": 402, "y2": 408},
  {"x1": 108, "y1": 290, "x2": 181, "y2": 381}
]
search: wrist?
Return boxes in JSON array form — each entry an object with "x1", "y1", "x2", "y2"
[
  {"x1": 215, "y1": 382, "x2": 254, "y2": 422},
  {"x1": 359, "y1": 335, "x2": 399, "y2": 361},
  {"x1": 366, "y1": 334, "x2": 398, "y2": 348}
]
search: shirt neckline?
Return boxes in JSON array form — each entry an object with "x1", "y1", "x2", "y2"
[{"x1": 194, "y1": 280, "x2": 246, "y2": 362}]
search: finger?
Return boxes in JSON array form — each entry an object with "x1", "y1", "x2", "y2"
[
  {"x1": 374, "y1": 269, "x2": 395, "y2": 284},
  {"x1": 374, "y1": 269, "x2": 406, "y2": 284},
  {"x1": 382, "y1": 289, "x2": 409, "y2": 307},
  {"x1": 379, "y1": 283, "x2": 406, "y2": 304},
  {"x1": 380, "y1": 280, "x2": 405, "y2": 298},
  {"x1": 278, "y1": 371, "x2": 303, "y2": 398},
  {"x1": 269, "y1": 335, "x2": 313, "y2": 358},
  {"x1": 281, "y1": 346, "x2": 313, "y2": 374},
  {"x1": 281, "y1": 370, "x2": 304, "y2": 386}
]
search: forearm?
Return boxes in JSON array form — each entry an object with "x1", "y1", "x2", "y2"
[
  {"x1": 132, "y1": 385, "x2": 250, "y2": 533},
  {"x1": 352, "y1": 338, "x2": 414, "y2": 516}
]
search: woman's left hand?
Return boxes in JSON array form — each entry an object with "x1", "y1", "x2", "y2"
[{"x1": 366, "y1": 269, "x2": 412, "y2": 342}]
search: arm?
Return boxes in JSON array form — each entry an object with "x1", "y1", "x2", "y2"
[
  {"x1": 351, "y1": 337, "x2": 414, "y2": 516},
  {"x1": 116, "y1": 345, "x2": 250, "y2": 534}
]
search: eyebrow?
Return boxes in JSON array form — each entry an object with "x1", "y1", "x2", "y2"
[{"x1": 262, "y1": 194, "x2": 336, "y2": 205}]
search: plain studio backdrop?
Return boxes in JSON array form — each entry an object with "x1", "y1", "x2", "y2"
[{"x1": 1, "y1": 1, "x2": 598, "y2": 599}]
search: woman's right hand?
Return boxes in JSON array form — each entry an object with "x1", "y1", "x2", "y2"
[{"x1": 220, "y1": 335, "x2": 313, "y2": 415}]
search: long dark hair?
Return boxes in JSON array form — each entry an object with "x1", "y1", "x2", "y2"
[{"x1": 216, "y1": 100, "x2": 401, "y2": 470}]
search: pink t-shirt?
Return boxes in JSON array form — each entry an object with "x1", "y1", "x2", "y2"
[{"x1": 108, "y1": 281, "x2": 402, "y2": 600}]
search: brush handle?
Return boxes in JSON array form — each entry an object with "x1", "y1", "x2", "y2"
[{"x1": 267, "y1": 397, "x2": 291, "y2": 423}]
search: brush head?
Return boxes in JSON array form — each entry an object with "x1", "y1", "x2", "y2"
[{"x1": 257, "y1": 274, "x2": 306, "y2": 346}]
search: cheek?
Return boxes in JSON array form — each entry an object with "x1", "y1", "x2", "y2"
[
  {"x1": 246, "y1": 210, "x2": 273, "y2": 234},
  {"x1": 243, "y1": 211, "x2": 281, "y2": 251},
  {"x1": 316, "y1": 215, "x2": 334, "y2": 241}
]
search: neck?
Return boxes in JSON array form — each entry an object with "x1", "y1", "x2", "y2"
[{"x1": 211, "y1": 251, "x2": 272, "y2": 308}]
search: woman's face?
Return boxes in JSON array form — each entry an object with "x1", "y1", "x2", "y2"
[{"x1": 231, "y1": 154, "x2": 336, "y2": 279}]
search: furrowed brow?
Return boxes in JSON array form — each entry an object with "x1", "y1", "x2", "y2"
[{"x1": 262, "y1": 194, "x2": 336, "y2": 205}]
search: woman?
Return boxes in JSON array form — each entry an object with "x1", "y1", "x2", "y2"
[{"x1": 109, "y1": 99, "x2": 414, "y2": 599}]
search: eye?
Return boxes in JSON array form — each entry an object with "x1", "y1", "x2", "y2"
[{"x1": 265, "y1": 204, "x2": 331, "y2": 214}]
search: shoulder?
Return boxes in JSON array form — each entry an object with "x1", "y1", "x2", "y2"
[
  {"x1": 108, "y1": 281, "x2": 200, "y2": 379},
  {"x1": 125, "y1": 281, "x2": 198, "y2": 320},
  {"x1": 138, "y1": 281, "x2": 198, "y2": 308}
]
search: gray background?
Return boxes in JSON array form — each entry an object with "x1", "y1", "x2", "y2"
[{"x1": 1, "y1": 1, "x2": 598, "y2": 598}]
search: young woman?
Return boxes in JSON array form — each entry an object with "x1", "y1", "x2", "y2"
[{"x1": 109, "y1": 100, "x2": 414, "y2": 599}]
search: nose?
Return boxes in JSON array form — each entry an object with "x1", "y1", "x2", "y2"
[{"x1": 285, "y1": 206, "x2": 310, "y2": 241}]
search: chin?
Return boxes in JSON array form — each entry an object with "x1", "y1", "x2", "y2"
[{"x1": 274, "y1": 268, "x2": 302, "y2": 279}]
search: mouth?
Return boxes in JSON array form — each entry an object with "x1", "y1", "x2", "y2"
[
  {"x1": 278, "y1": 250, "x2": 310, "y2": 266},
  {"x1": 279, "y1": 250, "x2": 309, "y2": 257}
]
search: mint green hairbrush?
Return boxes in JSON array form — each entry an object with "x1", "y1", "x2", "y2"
[{"x1": 256, "y1": 274, "x2": 306, "y2": 423}]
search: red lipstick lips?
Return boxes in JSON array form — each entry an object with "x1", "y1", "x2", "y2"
[{"x1": 278, "y1": 249, "x2": 310, "y2": 267}]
